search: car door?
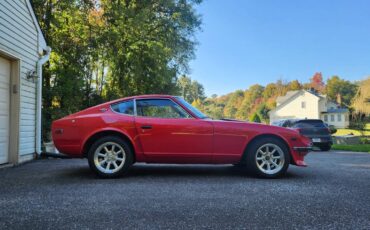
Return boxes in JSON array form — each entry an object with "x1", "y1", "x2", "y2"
[{"x1": 134, "y1": 98, "x2": 214, "y2": 163}]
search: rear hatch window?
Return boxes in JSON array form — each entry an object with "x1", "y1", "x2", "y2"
[{"x1": 292, "y1": 120, "x2": 329, "y2": 136}]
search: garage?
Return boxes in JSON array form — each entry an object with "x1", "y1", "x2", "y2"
[
  {"x1": 0, "y1": 0, "x2": 50, "y2": 165},
  {"x1": 0, "y1": 56, "x2": 10, "y2": 164}
]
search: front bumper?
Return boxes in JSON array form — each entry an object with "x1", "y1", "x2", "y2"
[{"x1": 291, "y1": 140, "x2": 313, "y2": 167}]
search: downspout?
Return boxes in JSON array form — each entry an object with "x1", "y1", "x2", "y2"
[{"x1": 36, "y1": 46, "x2": 51, "y2": 155}]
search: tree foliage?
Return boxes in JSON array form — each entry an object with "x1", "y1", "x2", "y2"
[
  {"x1": 326, "y1": 76, "x2": 358, "y2": 106},
  {"x1": 249, "y1": 113, "x2": 261, "y2": 123},
  {"x1": 309, "y1": 72, "x2": 325, "y2": 93},
  {"x1": 352, "y1": 77, "x2": 370, "y2": 114},
  {"x1": 31, "y1": 0, "x2": 202, "y2": 140},
  {"x1": 177, "y1": 75, "x2": 205, "y2": 103},
  {"x1": 200, "y1": 74, "x2": 361, "y2": 124}
]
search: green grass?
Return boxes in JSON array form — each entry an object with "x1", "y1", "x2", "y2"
[{"x1": 332, "y1": 144, "x2": 370, "y2": 153}]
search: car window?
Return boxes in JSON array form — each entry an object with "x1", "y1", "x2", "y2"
[
  {"x1": 272, "y1": 121, "x2": 279, "y2": 126},
  {"x1": 111, "y1": 100, "x2": 134, "y2": 115},
  {"x1": 292, "y1": 120, "x2": 326, "y2": 128},
  {"x1": 136, "y1": 99, "x2": 191, "y2": 119},
  {"x1": 282, "y1": 120, "x2": 290, "y2": 127},
  {"x1": 175, "y1": 96, "x2": 208, "y2": 119}
]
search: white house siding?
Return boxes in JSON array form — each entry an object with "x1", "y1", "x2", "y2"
[
  {"x1": 321, "y1": 113, "x2": 349, "y2": 128},
  {"x1": 0, "y1": 0, "x2": 41, "y2": 161},
  {"x1": 270, "y1": 91, "x2": 320, "y2": 123}
]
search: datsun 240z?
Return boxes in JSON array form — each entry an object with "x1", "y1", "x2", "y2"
[{"x1": 52, "y1": 95, "x2": 312, "y2": 178}]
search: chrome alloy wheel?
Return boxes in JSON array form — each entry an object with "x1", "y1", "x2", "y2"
[
  {"x1": 94, "y1": 142, "x2": 126, "y2": 174},
  {"x1": 255, "y1": 143, "x2": 285, "y2": 175}
]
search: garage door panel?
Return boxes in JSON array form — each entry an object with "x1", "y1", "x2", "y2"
[
  {"x1": 0, "y1": 56, "x2": 10, "y2": 164},
  {"x1": 0, "y1": 58, "x2": 11, "y2": 76}
]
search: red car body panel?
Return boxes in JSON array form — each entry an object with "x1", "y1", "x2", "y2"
[{"x1": 52, "y1": 95, "x2": 311, "y2": 166}]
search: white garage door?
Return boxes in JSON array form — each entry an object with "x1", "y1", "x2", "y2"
[{"x1": 0, "y1": 56, "x2": 10, "y2": 164}]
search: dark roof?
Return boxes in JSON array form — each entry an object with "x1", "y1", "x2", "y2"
[{"x1": 323, "y1": 108, "x2": 349, "y2": 113}]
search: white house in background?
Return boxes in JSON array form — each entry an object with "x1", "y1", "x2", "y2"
[
  {"x1": 269, "y1": 90, "x2": 349, "y2": 128},
  {"x1": 0, "y1": 1, "x2": 50, "y2": 165}
]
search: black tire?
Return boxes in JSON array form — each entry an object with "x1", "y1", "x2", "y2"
[
  {"x1": 319, "y1": 144, "x2": 331, "y2": 151},
  {"x1": 245, "y1": 137, "x2": 290, "y2": 178},
  {"x1": 87, "y1": 136, "x2": 134, "y2": 178}
]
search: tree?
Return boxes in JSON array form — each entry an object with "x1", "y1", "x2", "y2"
[
  {"x1": 178, "y1": 75, "x2": 192, "y2": 100},
  {"x1": 263, "y1": 83, "x2": 277, "y2": 99},
  {"x1": 191, "y1": 80, "x2": 206, "y2": 101},
  {"x1": 236, "y1": 84, "x2": 264, "y2": 119},
  {"x1": 326, "y1": 76, "x2": 358, "y2": 106},
  {"x1": 288, "y1": 80, "x2": 301, "y2": 91},
  {"x1": 31, "y1": 0, "x2": 203, "y2": 141},
  {"x1": 352, "y1": 77, "x2": 370, "y2": 114},
  {"x1": 191, "y1": 98, "x2": 203, "y2": 110},
  {"x1": 256, "y1": 103, "x2": 270, "y2": 123},
  {"x1": 310, "y1": 72, "x2": 325, "y2": 93},
  {"x1": 249, "y1": 113, "x2": 261, "y2": 123},
  {"x1": 223, "y1": 90, "x2": 244, "y2": 118},
  {"x1": 177, "y1": 75, "x2": 205, "y2": 102},
  {"x1": 102, "y1": 0, "x2": 202, "y2": 97},
  {"x1": 32, "y1": 0, "x2": 101, "y2": 140}
]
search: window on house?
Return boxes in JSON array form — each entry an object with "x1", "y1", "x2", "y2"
[
  {"x1": 301, "y1": 101, "x2": 306, "y2": 108},
  {"x1": 345, "y1": 114, "x2": 349, "y2": 121},
  {"x1": 324, "y1": 115, "x2": 328, "y2": 122},
  {"x1": 331, "y1": 114, "x2": 335, "y2": 122},
  {"x1": 337, "y1": 114, "x2": 342, "y2": 121}
]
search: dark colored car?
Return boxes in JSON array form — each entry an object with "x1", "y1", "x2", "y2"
[{"x1": 272, "y1": 119, "x2": 332, "y2": 151}]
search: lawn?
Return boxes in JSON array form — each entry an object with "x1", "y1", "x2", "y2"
[
  {"x1": 334, "y1": 129, "x2": 370, "y2": 136},
  {"x1": 333, "y1": 124, "x2": 370, "y2": 136},
  {"x1": 332, "y1": 144, "x2": 370, "y2": 153}
]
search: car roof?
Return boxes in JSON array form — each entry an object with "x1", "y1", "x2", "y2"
[
  {"x1": 274, "y1": 118, "x2": 324, "y2": 123},
  {"x1": 101, "y1": 94, "x2": 177, "y2": 106}
]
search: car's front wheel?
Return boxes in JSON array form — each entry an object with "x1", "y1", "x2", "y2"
[
  {"x1": 88, "y1": 136, "x2": 133, "y2": 178},
  {"x1": 246, "y1": 137, "x2": 290, "y2": 178}
]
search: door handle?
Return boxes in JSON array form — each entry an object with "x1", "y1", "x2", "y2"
[{"x1": 141, "y1": 125, "x2": 152, "y2": 129}]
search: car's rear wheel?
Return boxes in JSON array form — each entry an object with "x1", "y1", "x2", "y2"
[
  {"x1": 319, "y1": 144, "x2": 331, "y2": 151},
  {"x1": 246, "y1": 137, "x2": 290, "y2": 178},
  {"x1": 88, "y1": 136, "x2": 133, "y2": 178}
]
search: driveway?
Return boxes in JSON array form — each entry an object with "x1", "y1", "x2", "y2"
[{"x1": 0, "y1": 151, "x2": 369, "y2": 229}]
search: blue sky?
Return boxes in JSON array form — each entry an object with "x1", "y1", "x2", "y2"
[{"x1": 189, "y1": 0, "x2": 370, "y2": 96}]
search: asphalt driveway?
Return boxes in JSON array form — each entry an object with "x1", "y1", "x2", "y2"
[{"x1": 0, "y1": 151, "x2": 369, "y2": 229}]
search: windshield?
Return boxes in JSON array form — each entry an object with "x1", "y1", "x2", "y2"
[{"x1": 175, "y1": 97, "x2": 208, "y2": 119}]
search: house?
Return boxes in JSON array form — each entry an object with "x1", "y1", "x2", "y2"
[
  {"x1": 0, "y1": 1, "x2": 50, "y2": 165},
  {"x1": 269, "y1": 90, "x2": 349, "y2": 128}
]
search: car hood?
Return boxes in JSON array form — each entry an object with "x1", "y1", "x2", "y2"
[{"x1": 210, "y1": 118, "x2": 300, "y2": 135}]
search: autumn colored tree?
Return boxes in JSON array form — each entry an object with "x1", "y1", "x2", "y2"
[
  {"x1": 309, "y1": 72, "x2": 325, "y2": 93},
  {"x1": 352, "y1": 77, "x2": 370, "y2": 114},
  {"x1": 288, "y1": 80, "x2": 302, "y2": 91}
]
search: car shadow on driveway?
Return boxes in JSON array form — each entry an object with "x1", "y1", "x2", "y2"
[{"x1": 60, "y1": 161, "x2": 304, "y2": 181}]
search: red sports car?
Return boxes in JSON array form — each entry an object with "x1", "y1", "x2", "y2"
[{"x1": 52, "y1": 95, "x2": 312, "y2": 178}]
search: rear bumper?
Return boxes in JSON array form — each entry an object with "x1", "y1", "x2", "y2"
[{"x1": 312, "y1": 141, "x2": 333, "y2": 146}]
